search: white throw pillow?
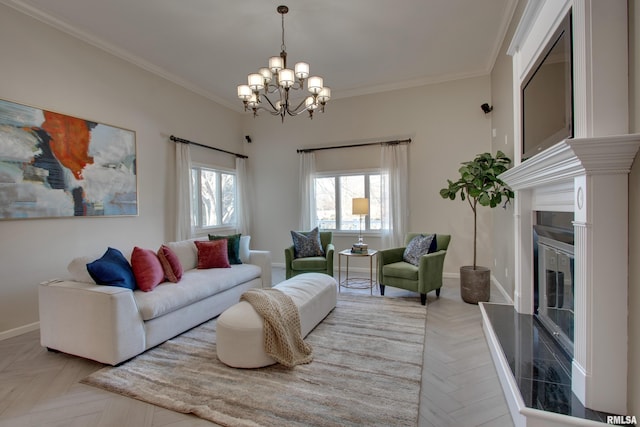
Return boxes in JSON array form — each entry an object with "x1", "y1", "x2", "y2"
[
  {"x1": 239, "y1": 235, "x2": 251, "y2": 263},
  {"x1": 166, "y1": 240, "x2": 198, "y2": 271},
  {"x1": 67, "y1": 256, "x2": 98, "y2": 283}
]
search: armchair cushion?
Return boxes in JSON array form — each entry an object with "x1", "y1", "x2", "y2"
[
  {"x1": 291, "y1": 227, "x2": 325, "y2": 258},
  {"x1": 291, "y1": 256, "x2": 329, "y2": 271},
  {"x1": 383, "y1": 262, "x2": 418, "y2": 281},
  {"x1": 403, "y1": 233, "x2": 436, "y2": 266}
]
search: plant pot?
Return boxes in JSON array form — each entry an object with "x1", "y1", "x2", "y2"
[{"x1": 460, "y1": 265, "x2": 490, "y2": 304}]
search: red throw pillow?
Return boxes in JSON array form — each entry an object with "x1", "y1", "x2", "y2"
[
  {"x1": 131, "y1": 246, "x2": 165, "y2": 292},
  {"x1": 157, "y1": 244, "x2": 183, "y2": 282},
  {"x1": 195, "y1": 240, "x2": 231, "y2": 269}
]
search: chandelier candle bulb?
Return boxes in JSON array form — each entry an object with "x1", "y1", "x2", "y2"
[
  {"x1": 259, "y1": 67, "x2": 273, "y2": 83},
  {"x1": 318, "y1": 87, "x2": 331, "y2": 103},
  {"x1": 295, "y1": 62, "x2": 309, "y2": 79},
  {"x1": 248, "y1": 73, "x2": 264, "y2": 91},
  {"x1": 269, "y1": 56, "x2": 283, "y2": 72},
  {"x1": 237, "y1": 85, "x2": 252, "y2": 101},
  {"x1": 305, "y1": 97, "x2": 317, "y2": 110},
  {"x1": 307, "y1": 76, "x2": 323, "y2": 94},
  {"x1": 279, "y1": 69, "x2": 295, "y2": 88}
]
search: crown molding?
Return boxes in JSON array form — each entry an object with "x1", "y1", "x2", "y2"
[{"x1": 0, "y1": 0, "x2": 239, "y2": 111}]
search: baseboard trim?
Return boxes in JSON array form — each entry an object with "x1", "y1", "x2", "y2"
[
  {"x1": 491, "y1": 275, "x2": 514, "y2": 305},
  {"x1": 0, "y1": 322, "x2": 39, "y2": 341}
]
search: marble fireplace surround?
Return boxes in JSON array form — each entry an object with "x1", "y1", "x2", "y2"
[{"x1": 480, "y1": 0, "x2": 640, "y2": 424}]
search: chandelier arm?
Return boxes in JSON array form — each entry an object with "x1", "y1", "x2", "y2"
[
  {"x1": 286, "y1": 97, "x2": 312, "y2": 116},
  {"x1": 261, "y1": 94, "x2": 281, "y2": 113}
]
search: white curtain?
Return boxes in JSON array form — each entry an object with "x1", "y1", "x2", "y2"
[
  {"x1": 235, "y1": 157, "x2": 251, "y2": 236},
  {"x1": 175, "y1": 142, "x2": 193, "y2": 241},
  {"x1": 299, "y1": 151, "x2": 317, "y2": 230},
  {"x1": 380, "y1": 143, "x2": 409, "y2": 248}
]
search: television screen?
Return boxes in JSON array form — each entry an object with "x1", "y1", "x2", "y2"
[{"x1": 521, "y1": 12, "x2": 573, "y2": 160}]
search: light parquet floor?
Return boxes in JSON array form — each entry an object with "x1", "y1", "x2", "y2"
[{"x1": 0, "y1": 268, "x2": 513, "y2": 427}]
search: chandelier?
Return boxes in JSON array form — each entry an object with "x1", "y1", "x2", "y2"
[{"x1": 237, "y1": 5, "x2": 330, "y2": 121}]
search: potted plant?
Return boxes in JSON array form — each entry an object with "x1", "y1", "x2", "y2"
[{"x1": 440, "y1": 151, "x2": 514, "y2": 304}]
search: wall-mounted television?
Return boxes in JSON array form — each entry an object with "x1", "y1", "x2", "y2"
[{"x1": 521, "y1": 11, "x2": 573, "y2": 160}]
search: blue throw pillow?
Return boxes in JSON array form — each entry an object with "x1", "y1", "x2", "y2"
[
  {"x1": 291, "y1": 227, "x2": 325, "y2": 258},
  {"x1": 87, "y1": 247, "x2": 137, "y2": 290},
  {"x1": 403, "y1": 234, "x2": 437, "y2": 266}
]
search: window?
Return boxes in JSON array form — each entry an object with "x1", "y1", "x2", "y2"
[
  {"x1": 191, "y1": 165, "x2": 236, "y2": 230},
  {"x1": 315, "y1": 172, "x2": 382, "y2": 232}
]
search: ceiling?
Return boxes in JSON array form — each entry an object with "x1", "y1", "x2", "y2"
[{"x1": 2, "y1": 0, "x2": 517, "y2": 112}]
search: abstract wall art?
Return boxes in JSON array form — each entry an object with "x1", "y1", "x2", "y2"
[{"x1": 0, "y1": 99, "x2": 137, "y2": 219}]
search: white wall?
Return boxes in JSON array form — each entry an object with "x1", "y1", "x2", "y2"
[
  {"x1": 243, "y1": 76, "x2": 494, "y2": 275},
  {"x1": 0, "y1": 4, "x2": 244, "y2": 336},
  {"x1": 489, "y1": 0, "x2": 526, "y2": 299}
]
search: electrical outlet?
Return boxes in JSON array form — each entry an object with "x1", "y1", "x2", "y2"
[{"x1": 505, "y1": 267, "x2": 508, "y2": 277}]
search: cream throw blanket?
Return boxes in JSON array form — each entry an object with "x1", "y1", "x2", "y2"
[{"x1": 240, "y1": 288, "x2": 313, "y2": 367}]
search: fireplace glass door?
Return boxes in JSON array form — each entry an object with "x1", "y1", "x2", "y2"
[{"x1": 537, "y1": 236, "x2": 574, "y2": 356}]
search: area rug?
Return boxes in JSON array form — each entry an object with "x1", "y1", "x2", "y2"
[{"x1": 82, "y1": 294, "x2": 427, "y2": 426}]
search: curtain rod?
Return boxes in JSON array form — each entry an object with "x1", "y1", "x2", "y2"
[
  {"x1": 296, "y1": 138, "x2": 411, "y2": 153},
  {"x1": 169, "y1": 135, "x2": 248, "y2": 159}
]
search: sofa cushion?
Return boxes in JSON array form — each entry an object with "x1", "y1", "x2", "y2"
[
  {"x1": 157, "y1": 244, "x2": 183, "y2": 283},
  {"x1": 239, "y1": 235, "x2": 251, "y2": 263},
  {"x1": 134, "y1": 264, "x2": 262, "y2": 321},
  {"x1": 195, "y1": 240, "x2": 231, "y2": 269},
  {"x1": 209, "y1": 233, "x2": 242, "y2": 264},
  {"x1": 86, "y1": 247, "x2": 137, "y2": 290},
  {"x1": 131, "y1": 247, "x2": 165, "y2": 292}
]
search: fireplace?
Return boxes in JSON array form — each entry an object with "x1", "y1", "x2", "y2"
[{"x1": 533, "y1": 211, "x2": 575, "y2": 357}]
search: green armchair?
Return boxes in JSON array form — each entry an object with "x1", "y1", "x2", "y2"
[
  {"x1": 377, "y1": 233, "x2": 450, "y2": 305},
  {"x1": 285, "y1": 231, "x2": 335, "y2": 279}
]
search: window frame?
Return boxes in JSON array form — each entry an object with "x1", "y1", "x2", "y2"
[
  {"x1": 314, "y1": 168, "x2": 383, "y2": 235},
  {"x1": 190, "y1": 162, "x2": 238, "y2": 234}
]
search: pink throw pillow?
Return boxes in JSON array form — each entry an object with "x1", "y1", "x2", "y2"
[
  {"x1": 131, "y1": 247, "x2": 165, "y2": 292},
  {"x1": 195, "y1": 240, "x2": 231, "y2": 269},
  {"x1": 157, "y1": 244, "x2": 183, "y2": 282}
]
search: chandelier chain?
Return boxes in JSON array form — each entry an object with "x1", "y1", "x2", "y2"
[{"x1": 281, "y1": 12, "x2": 286, "y2": 53}]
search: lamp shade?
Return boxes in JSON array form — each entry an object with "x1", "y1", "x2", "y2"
[{"x1": 352, "y1": 198, "x2": 369, "y2": 215}]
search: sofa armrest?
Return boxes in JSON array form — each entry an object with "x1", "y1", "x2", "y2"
[
  {"x1": 38, "y1": 280, "x2": 145, "y2": 365},
  {"x1": 248, "y1": 250, "x2": 272, "y2": 288}
]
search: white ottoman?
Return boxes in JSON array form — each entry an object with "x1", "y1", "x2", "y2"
[{"x1": 216, "y1": 272, "x2": 337, "y2": 368}]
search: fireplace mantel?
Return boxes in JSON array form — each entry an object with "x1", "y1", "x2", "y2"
[{"x1": 501, "y1": 134, "x2": 640, "y2": 191}]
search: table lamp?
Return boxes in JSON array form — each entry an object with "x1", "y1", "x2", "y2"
[{"x1": 352, "y1": 198, "x2": 369, "y2": 253}]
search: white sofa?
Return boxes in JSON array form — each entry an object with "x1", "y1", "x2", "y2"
[{"x1": 38, "y1": 237, "x2": 272, "y2": 365}]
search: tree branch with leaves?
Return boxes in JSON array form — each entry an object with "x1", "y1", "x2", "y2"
[{"x1": 440, "y1": 151, "x2": 515, "y2": 269}]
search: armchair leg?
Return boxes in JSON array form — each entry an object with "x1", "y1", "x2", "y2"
[
  {"x1": 436, "y1": 288, "x2": 441, "y2": 298},
  {"x1": 420, "y1": 293, "x2": 426, "y2": 305},
  {"x1": 379, "y1": 284, "x2": 385, "y2": 296}
]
